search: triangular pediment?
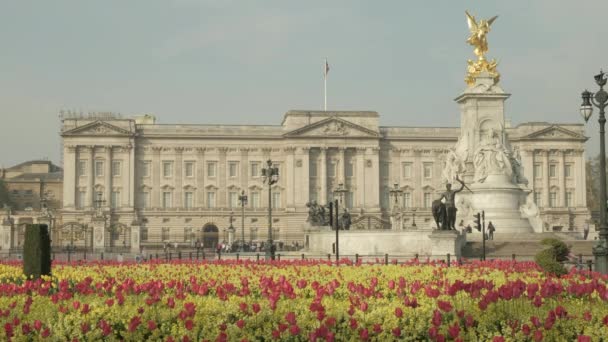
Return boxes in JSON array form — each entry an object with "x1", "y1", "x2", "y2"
[
  {"x1": 521, "y1": 125, "x2": 586, "y2": 141},
  {"x1": 62, "y1": 121, "x2": 134, "y2": 137},
  {"x1": 284, "y1": 117, "x2": 379, "y2": 138}
]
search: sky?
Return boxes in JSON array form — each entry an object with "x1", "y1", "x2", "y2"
[{"x1": 1, "y1": 0, "x2": 608, "y2": 167}]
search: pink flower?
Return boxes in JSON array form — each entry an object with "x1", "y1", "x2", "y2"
[
  {"x1": 184, "y1": 320, "x2": 193, "y2": 331},
  {"x1": 438, "y1": 300, "x2": 453, "y2": 312},
  {"x1": 252, "y1": 303, "x2": 261, "y2": 314},
  {"x1": 289, "y1": 325, "x2": 300, "y2": 336},
  {"x1": 147, "y1": 320, "x2": 157, "y2": 331},
  {"x1": 392, "y1": 327, "x2": 401, "y2": 337},
  {"x1": 236, "y1": 320, "x2": 245, "y2": 329},
  {"x1": 359, "y1": 328, "x2": 369, "y2": 341},
  {"x1": 41, "y1": 328, "x2": 50, "y2": 338},
  {"x1": 432, "y1": 310, "x2": 442, "y2": 327},
  {"x1": 448, "y1": 323, "x2": 460, "y2": 339},
  {"x1": 578, "y1": 336, "x2": 591, "y2": 342},
  {"x1": 394, "y1": 307, "x2": 403, "y2": 318},
  {"x1": 493, "y1": 337, "x2": 505, "y2": 342}
]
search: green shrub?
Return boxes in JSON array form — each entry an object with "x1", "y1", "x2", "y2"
[
  {"x1": 534, "y1": 238, "x2": 569, "y2": 276},
  {"x1": 23, "y1": 224, "x2": 51, "y2": 279}
]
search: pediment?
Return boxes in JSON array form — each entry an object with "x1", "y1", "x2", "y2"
[
  {"x1": 62, "y1": 121, "x2": 134, "y2": 137},
  {"x1": 521, "y1": 126, "x2": 586, "y2": 141},
  {"x1": 284, "y1": 117, "x2": 379, "y2": 138}
]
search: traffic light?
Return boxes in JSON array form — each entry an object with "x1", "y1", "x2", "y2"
[{"x1": 473, "y1": 212, "x2": 481, "y2": 232}]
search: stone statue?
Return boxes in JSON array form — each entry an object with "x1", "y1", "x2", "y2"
[
  {"x1": 340, "y1": 209, "x2": 351, "y2": 230},
  {"x1": 306, "y1": 201, "x2": 328, "y2": 226},
  {"x1": 510, "y1": 147, "x2": 528, "y2": 185},
  {"x1": 438, "y1": 176, "x2": 466, "y2": 230},
  {"x1": 473, "y1": 128, "x2": 512, "y2": 182},
  {"x1": 432, "y1": 200, "x2": 447, "y2": 230},
  {"x1": 442, "y1": 148, "x2": 466, "y2": 184},
  {"x1": 464, "y1": 11, "x2": 500, "y2": 85}
]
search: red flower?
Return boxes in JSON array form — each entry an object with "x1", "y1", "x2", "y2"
[
  {"x1": 72, "y1": 301, "x2": 81, "y2": 311},
  {"x1": 578, "y1": 336, "x2": 592, "y2": 342},
  {"x1": 33, "y1": 320, "x2": 42, "y2": 331},
  {"x1": 447, "y1": 323, "x2": 460, "y2": 339},
  {"x1": 359, "y1": 328, "x2": 369, "y2": 341},
  {"x1": 252, "y1": 303, "x2": 261, "y2": 314},
  {"x1": 522, "y1": 324, "x2": 531, "y2": 336},
  {"x1": 285, "y1": 312, "x2": 297, "y2": 325},
  {"x1": 392, "y1": 327, "x2": 401, "y2": 337},
  {"x1": 41, "y1": 328, "x2": 50, "y2": 338},
  {"x1": 105, "y1": 299, "x2": 114, "y2": 307},
  {"x1": 603, "y1": 315, "x2": 608, "y2": 326},
  {"x1": 438, "y1": 300, "x2": 453, "y2": 312},
  {"x1": 21, "y1": 323, "x2": 31, "y2": 335},
  {"x1": 147, "y1": 320, "x2": 157, "y2": 331},
  {"x1": 128, "y1": 316, "x2": 141, "y2": 332},
  {"x1": 239, "y1": 302, "x2": 248, "y2": 313},
  {"x1": 394, "y1": 307, "x2": 403, "y2": 318},
  {"x1": 271, "y1": 330, "x2": 281, "y2": 339},
  {"x1": 349, "y1": 318, "x2": 358, "y2": 330},
  {"x1": 493, "y1": 337, "x2": 505, "y2": 342},
  {"x1": 80, "y1": 322, "x2": 90, "y2": 334},
  {"x1": 388, "y1": 280, "x2": 395, "y2": 289},
  {"x1": 432, "y1": 310, "x2": 442, "y2": 327},
  {"x1": 325, "y1": 317, "x2": 336, "y2": 327},
  {"x1": 360, "y1": 302, "x2": 369, "y2": 312},
  {"x1": 289, "y1": 325, "x2": 300, "y2": 336},
  {"x1": 236, "y1": 320, "x2": 245, "y2": 329},
  {"x1": 534, "y1": 330, "x2": 543, "y2": 342},
  {"x1": 583, "y1": 311, "x2": 592, "y2": 321}
]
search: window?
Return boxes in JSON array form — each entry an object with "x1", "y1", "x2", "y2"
[
  {"x1": 161, "y1": 227, "x2": 170, "y2": 241},
  {"x1": 424, "y1": 192, "x2": 432, "y2": 208},
  {"x1": 328, "y1": 162, "x2": 336, "y2": 177},
  {"x1": 95, "y1": 161, "x2": 104, "y2": 177},
  {"x1": 95, "y1": 192, "x2": 103, "y2": 207},
  {"x1": 229, "y1": 162, "x2": 238, "y2": 178},
  {"x1": 310, "y1": 160, "x2": 318, "y2": 177},
  {"x1": 549, "y1": 164, "x2": 557, "y2": 178},
  {"x1": 184, "y1": 227, "x2": 193, "y2": 242},
  {"x1": 381, "y1": 162, "x2": 390, "y2": 179},
  {"x1": 251, "y1": 162, "x2": 260, "y2": 177},
  {"x1": 533, "y1": 164, "x2": 542, "y2": 178},
  {"x1": 206, "y1": 192, "x2": 216, "y2": 208},
  {"x1": 272, "y1": 192, "x2": 281, "y2": 209},
  {"x1": 251, "y1": 192, "x2": 260, "y2": 208},
  {"x1": 140, "y1": 227, "x2": 148, "y2": 241},
  {"x1": 112, "y1": 161, "x2": 121, "y2": 177},
  {"x1": 162, "y1": 162, "x2": 173, "y2": 177},
  {"x1": 423, "y1": 163, "x2": 433, "y2": 179},
  {"x1": 162, "y1": 192, "x2": 172, "y2": 208},
  {"x1": 77, "y1": 160, "x2": 86, "y2": 177},
  {"x1": 565, "y1": 164, "x2": 572, "y2": 178},
  {"x1": 141, "y1": 192, "x2": 150, "y2": 209},
  {"x1": 403, "y1": 192, "x2": 411, "y2": 208},
  {"x1": 185, "y1": 162, "x2": 194, "y2": 178},
  {"x1": 381, "y1": 191, "x2": 389, "y2": 209},
  {"x1": 566, "y1": 191, "x2": 573, "y2": 207},
  {"x1": 207, "y1": 162, "x2": 217, "y2": 177},
  {"x1": 403, "y1": 162, "x2": 412, "y2": 178},
  {"x1": 110, "y1": 191, "x2": 120, "y2": 208},
  {"x1": 142, "y1": 161, "x2": 151, "y2": 177},
  {"x1": 77, "y1": 191, "x2": 86, "y2": 209},
  {"x1": 549, "y1": 192, "x2": 557, "y2": 207},
  {"x1": 345, "y1": 192, "x2": 354, "y2": 208},
  {"x1": 184, "y1": 192, "x2": 193, "y2": 209},
  {"x1": 229, "y1": 192, "x2": 238, "y2": 208},
  {"x1": 345, "y1": 162, "x2": 354, "y2": 178},
  {"x1": 534, "y1": 192, "x2": 542, "y2": 207}
]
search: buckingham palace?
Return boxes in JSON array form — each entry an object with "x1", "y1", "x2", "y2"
[{"x1": 58, "y1": 109, "x2": 589, "y2": 251}]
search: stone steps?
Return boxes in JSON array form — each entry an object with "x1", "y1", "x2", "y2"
[{"x1": 462, "y1": 240, "x2": 596, "y2": 259}]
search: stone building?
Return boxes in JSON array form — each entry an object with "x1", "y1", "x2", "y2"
[{"x1": 58, "y1": 110, "x2": 589, "y2": 251}]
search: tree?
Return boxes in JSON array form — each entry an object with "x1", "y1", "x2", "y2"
[{"x1": 0, "y1": 179, "x2": 12, "y2": 208}]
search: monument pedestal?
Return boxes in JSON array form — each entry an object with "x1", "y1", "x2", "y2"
[
  {"x1": 130, "y1": 222, "x2": 140, "y2": 254},
  {"x1": 428, "y1": 230, "x2": 465, "y2": 258},
  {"x1": 470, "y1": 173, "x2": 534, "y2": 233},
  {"x1": 92, "y1": 217, "x2": 106, "y2": 253}
]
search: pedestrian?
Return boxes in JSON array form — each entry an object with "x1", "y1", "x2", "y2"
[
  {"x1": 584, "y1": 221, "x2": 590, "y2": 240},
  {"x1": 466, "y1": 224, "x2": 472, "y2": 233},
  {"x1": 458, "y1": 220, "x2": 465, "y2": 233},
  {"x1": 488, "y1": 221, "x2": 495, "y2": 240}
]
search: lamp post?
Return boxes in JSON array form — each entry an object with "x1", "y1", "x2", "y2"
[
  {"x1": 388, "y1": 183, "x2": 403, "y2": 210},
  {"x1": 262, "y1": 159, "x2": 279, "y2": 260},
  {"x1": 580, "y1": 70, "x2": 608, "y2": 273},
  {"x1": 238, "y1": 190, "x2": 248, "y2": 252},
  {"x1": 333, "y1": 183, "x2": 348, "y2": 207}
]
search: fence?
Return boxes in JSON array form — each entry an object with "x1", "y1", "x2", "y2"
[{"x1": 0, "y1": 249, "x2": 596, "y2": 272}]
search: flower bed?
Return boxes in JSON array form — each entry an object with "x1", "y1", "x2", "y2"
[{"x1": 0, "y1": 259, "x2": 606, "y2": 341}]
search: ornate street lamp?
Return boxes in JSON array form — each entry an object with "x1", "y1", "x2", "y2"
[
  {"x1": 333, "y1": 183, "x2": 348, "y2": 206},
  {"x1": 238, "y1": 190, "x2": 248, "y2": 252},
  {"x1": 388, "y1": 183, "x2": 403, "y2": 210},
  {"x1": 580, "y1": 70, "x2": 608, "y2": 273},
  {"x1": 262, "y1": 159, "x2": 279, "y2": 260}
]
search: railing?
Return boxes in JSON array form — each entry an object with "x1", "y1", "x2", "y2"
[{"x1": 0, "y1": 249, "x2": 597, "y2": 271}]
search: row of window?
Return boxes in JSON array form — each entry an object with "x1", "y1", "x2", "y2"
[
  {"x1": 11, "y1": 189, "x2": 33, "y2": 196},
  {"x1": 77, "y1": 160, "x2": 122, "y2": 177},
  {"x1": 534, "y1": 191, "x2": 575, "y2": 208},
  {"x1": 379, "y1": 162, "x2": 435, "y2": 180},
  {"x1": 142, "y1": 227, "x2": 265, "y2": 243},
  {"x1": 533, "y1": 163, "x2": 574, "y2": 179},
  {"x1": 380, "y1": 192, "x2": 434, "y2": 209},
  {"x1": 138, "y1": 161, "x2": 280, "y2": 179},
  {"x1": 309, "y1": 160, "x2": 355, "y2": 178}
]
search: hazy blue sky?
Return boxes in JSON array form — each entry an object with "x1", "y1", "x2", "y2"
[{"x1": 1, "y1": 1, "x2": 607, "y2": 166}]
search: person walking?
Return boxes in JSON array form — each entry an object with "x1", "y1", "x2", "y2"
[{"x1": 488, "y1": 221, "x2": 495, "y2": 240}]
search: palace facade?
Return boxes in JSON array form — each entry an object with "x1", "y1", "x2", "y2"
[{"x1": 58, "y1": 110, "x2": 589, "y2": 250}]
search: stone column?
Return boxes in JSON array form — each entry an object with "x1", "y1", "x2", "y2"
[
  {"x1": 338, "y1": 147, "x2": 346, "y2": 184},
  {"x1": 319, "y1": 147, "x2": 327, "y2": 205},
  {"x1": 240, "y1": 147, "x2": 249, "y2": 195},
  {"x1": 521, "y1": 148, "x2": 534, "y2": 187},
  {"x1": 175, "y1": 147, "x2": 184, "y2": 208},
  {"x1": 355, "y1": 147, "x2": 366, "y2": 208},
  {"x1": 543, "y1": 150, "x2": 550, "y2": 207},
  {"x1": 365, "y1": 147, "x2": 380, "y2": 209},
  {"x1": 122, "y1": 146, "x2": 131, "y2": 209},
  {"x1": 296, "y1": 147, "x2": 310, "y2": 207},
  {"x1": 130, "y1": 221, "x2": 140, "y2": 254},
  {"x1": 152, "y1": 147, "x2": 162, "y2": 208},
  {"x1": 285, "y1": 147, "x2": 295, "y2": 209},
  {"x1": 104, "y1": 146, "x2": 112, "y2": 207},
  {"x1": 196, "y1": 148, "x2": 206, "y2": 208},
  {"x1": 87, "y1": 146, "x2": 95, "y2": 208},
  {"x1": 63, "y1": 144, "x2": 77, "y2": 209},
  {"x1": 218, "y1": 147, "x2": 228, "y2": 207},
  {"x1": 559, "y1": 150, "x2": 566, "y2": 207},
  {"x1": 128, "y1": 143, "x2": 135, "y2": 208}
]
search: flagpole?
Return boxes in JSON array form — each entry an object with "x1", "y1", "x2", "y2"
[{"x1": 324, "y1": 59, "x2": 327, "y2": 111}]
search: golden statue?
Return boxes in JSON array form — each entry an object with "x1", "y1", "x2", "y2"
[{"x1": 464, "y1": 11, "x2": 500, "y2": 86}]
